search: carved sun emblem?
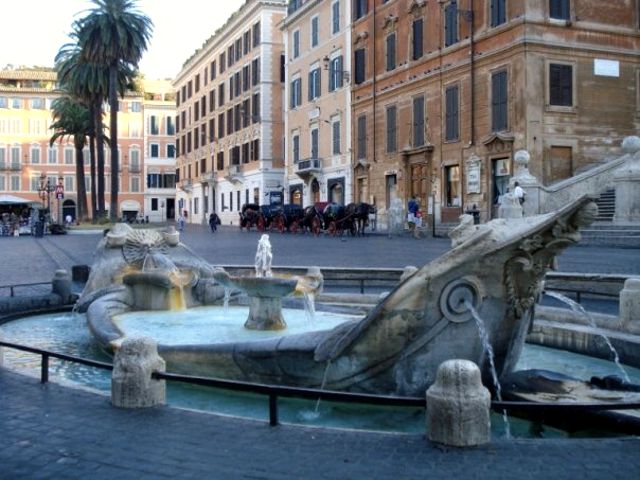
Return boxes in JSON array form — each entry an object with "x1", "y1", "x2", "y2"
[{"x1": 122, "y1": 229, "x2": 168, "y2": 265}]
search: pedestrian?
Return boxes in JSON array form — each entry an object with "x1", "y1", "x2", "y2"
[
  {"x1": 414, "y1": 209, "x2": 423, "y2": 239},
  {"x1": 407, "y1": 195, "x2": 419, "y2": 233},
  {"x1": 208, "y1": 212, "x2": 219, "y2": 233},
  {"x1": 177, "y1": 212, "x2": 185, "y2": 231},
  {"x1": 513, "y1": 181, "x2": 525, "y2": 205}
]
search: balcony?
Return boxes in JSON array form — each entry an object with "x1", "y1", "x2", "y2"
[
  {"x1": 295, "y1": 157, "x2": 321, "y2": 180},
  {"x1": 128, "y1": 164, "x2": 141, "y2": 173},
  {"x1": 179, "y1": 179, "x2": 193, "y2": 192},
  {"x1": 200, "y1": 171, "x2": 217, "y2": 183},
  {"x1": 0, "y1": 162, "x2": 22, "y2": 171},
  {"x1": 223, "y1": 164, "x2": 243, "y2": 183}
]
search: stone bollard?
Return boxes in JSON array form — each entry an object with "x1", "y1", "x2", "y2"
[
  {"x1": 111, "y1": 337, "x2": 166, "y2": 408},
  {"x1": 51, "y1": 269, "x2": 73, "y2": 304},
  {"x1": 426, "y1": 359, "x2": 491, "y2": 447},
  {"x1": 619, "y1": 278, "x2": 640, "y2": 333}
]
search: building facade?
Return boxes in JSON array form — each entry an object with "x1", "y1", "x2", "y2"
[
  {"x1": 0, "y1": 68, "x2": 161, "y2": 223},
  {"x1": 173, "y1": 0, "x2": 287, "y2": 226},
  {"x1": 351, "y1": 0, "x2": 640, "y2": 227},
  {"x1": 142, "y1": 80, "x2": 177, "y2": 223},
  {"x1": 282, "y1": 0, "x2": 353, "y2": 206}
]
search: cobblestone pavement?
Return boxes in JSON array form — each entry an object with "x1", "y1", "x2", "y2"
[
  {"x1": 1, "y1": 224, "x2": 640, "y2": 479},
  {"x1": 1, "y1": 370, "x2": 639, "y2": 480}
]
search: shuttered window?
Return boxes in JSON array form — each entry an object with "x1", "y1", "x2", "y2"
[
  {"x1": 444, "y1": 2, "x2": 458, "y2": 47},
  {"x1": 357, "y1": 115, "x2": 367, "y2": 160},
  {"x1": 491, "y1": 0, "x2": 506, "y2": 27},
  {"x1": 386, "y1": 105, "x2": 397, "y2": 153},
  {"x1": 549, "y1": 0, "x2": 570, "y2": 20},
  {"x1": 413, "y1": 96, "x2": 425, "y2": 147},
  {"x1": 492, "y1": 70, "x2": 508, "y2": 132},
  {"x1": 386, "y1": 33, "x2": 396, "y2": 71},
  {"x1": 354, "y1": 49, "x2": 366, "y2": 84},
  {"x1": 412, "y1": 18, "x2": 423, "y2": 60},
  {"x1": 445, "y1": 86, "x2": 459, "y2": 141},
  {"x1": 549, "y1": 64, "x2": 573, "y2": 106}
]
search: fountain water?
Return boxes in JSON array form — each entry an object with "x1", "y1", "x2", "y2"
[{"x1": 545, "y1": 290, "x2": 630, "y2": 383}]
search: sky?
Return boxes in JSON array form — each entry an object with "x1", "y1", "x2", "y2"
[{"x1": 0, "y1": 0, "x2": 246, "y2": 80}]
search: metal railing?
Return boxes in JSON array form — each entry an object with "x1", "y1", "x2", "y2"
[
  {"x1": 2, "y1": 339, "x2": 640, "y2": 429},
  {"x1": 0, "y1": 282, "x2": 51, "y2": 297}
]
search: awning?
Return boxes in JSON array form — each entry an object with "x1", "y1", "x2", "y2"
[{"x1": 0, "y1": 194, "x2": 40, "y2": 205}]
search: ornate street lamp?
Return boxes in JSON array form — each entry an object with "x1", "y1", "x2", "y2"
[{"x1": 38, "y1": 172, "x2": 52, "y2": 218}]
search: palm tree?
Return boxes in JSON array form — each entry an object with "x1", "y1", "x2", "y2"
[
  {"x1": 76, "y1": 0, "x2": 153, "y2": 222},
  {"x1": 49, "y1": 96, "x2": 90, "y2": 221},
  {"x1": 55, "y1": 39, "x2": 109, "y2": 221}
]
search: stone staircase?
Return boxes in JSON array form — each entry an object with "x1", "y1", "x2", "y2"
[
  {"x1": 594, "y1": 188, "x2": 615, "y2": 222},
  {"x1": 579, "y1": 189, "x2": 640, "y2": 247}
]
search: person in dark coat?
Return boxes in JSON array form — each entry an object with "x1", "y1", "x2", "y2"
[{"x1": 208, "y1": 213, "x2": 220, "y2": 233}]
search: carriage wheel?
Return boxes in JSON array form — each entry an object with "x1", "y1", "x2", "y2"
[
  {"x1": 290, "y1": 220, "x2": 299, "y2": 234},
  {"x1": 274, "y1": 216, "x2": 286, "y2": 234},
  {"x1": 328, "y1": 221, "x2": 337, "y2": 237},
  {"x1": 257, "y1": 215, "x2": 266, "y2": 232},
  {"x1": 349, "y1": 222, "x2": 357, "y2": 237},
  {"x1": 311, "y1": 217, "x2": 321, "y2": 236}
]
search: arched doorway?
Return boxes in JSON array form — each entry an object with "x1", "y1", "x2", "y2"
[
  {"x1": 289, "y1": 185, "x2": 303, "y2": 205},
  {"x1": 328, "y1": 178, "x2": 344, "y2": 204},
  {"x1": 311, "y1": 178, "x2": 320, "y2": 203},
  {"x1": 62, "y1": 199, "x2": 76, "y2": 222}
]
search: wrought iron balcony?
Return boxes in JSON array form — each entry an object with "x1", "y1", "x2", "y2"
[
  {"x1": 224, "y1": 164, "x2": 242, "y2": 182},
  {"x1": 128, "y1": 164, "x2": 141, "y2": 173},
  {"x1": 200, "y1": 171, "x2": 217, "y2": 183},
  {"x1": 0, "y1": 162, "x2": 22, "y2": 171},
  {"x1": 179, "y1": 179, "x2": 193, "y2": 192},
  {"x1": 295, "y1": 157, "x2": 321, "y2": 179}
]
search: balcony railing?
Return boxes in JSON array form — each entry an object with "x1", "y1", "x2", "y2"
[
  {"x1": 0, "y1": 162, "x2": 22, "y2": 171},
  {"x1": 128, "y1": 164, "x2": 141, "y2": 173},
  {"x1": 179, "y1": 179, "x2": 193, "y2": 192},
  {"x1": 295, "y1": 157, "x2": 321, "y2": 177},
  {"x1": 201, "y1": 171, "x2": 217, "y2": 183}
]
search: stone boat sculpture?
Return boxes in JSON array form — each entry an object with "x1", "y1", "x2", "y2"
[{"x1": 79, "y1": 197, "x2": 597, "y2": 396}]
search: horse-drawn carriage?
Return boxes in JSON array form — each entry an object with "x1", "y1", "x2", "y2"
[
  {"x1": 300, "y1": 202, "x2": 375, "y2": 237},
  {"x1": 239, "y1": 203, "x2": 306, "y2": 233}
]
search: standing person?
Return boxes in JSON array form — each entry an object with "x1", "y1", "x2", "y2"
[
  {"x1": 208, "y1": 212, "x2": 218, "y2": 233},
  {"x1": 177, "y1": 212, "x2": 185, "y2": 231},
  {"x1": 513, "y1": 181, "x2": 525, "y2": 205},
  {"x1": 407, "y1": 195, "x2": 419, "y2": 233}
]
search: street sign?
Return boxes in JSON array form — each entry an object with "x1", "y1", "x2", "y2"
[{"x1": 55, "y1": 185, "x2": 64, "y2": 200}]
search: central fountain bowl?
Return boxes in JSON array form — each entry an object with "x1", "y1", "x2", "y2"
[{"x1": 213, "y1": 269, "x2": 298, "y2": 330}]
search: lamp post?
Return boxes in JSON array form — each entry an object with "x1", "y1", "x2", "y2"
[
  {"x1": 55, "y1": 176, "x2": 64, "y2": 225},
  {"x1": 322, "y1": 55, "x2": 351, "y2": 84},
  {"x1": 38, "y1": 172, "x2": 52, "y2": 220}
]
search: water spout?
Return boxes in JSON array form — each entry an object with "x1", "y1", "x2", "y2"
[
  {"x1": 464, "y1": 300, "x2": 511, "y2": 438},
  {"x1": 545, "y1": 291, "x2": 630, "y2": 383}
]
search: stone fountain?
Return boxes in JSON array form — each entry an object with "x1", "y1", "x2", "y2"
[{"x1": 77, "y1": 196, "x2": 599, "y2": 396}]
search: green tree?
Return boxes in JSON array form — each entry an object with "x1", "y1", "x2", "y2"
[
  {"x1": 76, "y1": 0, "x2": 153, "y2": 222},
  {"x1": 55, "y1": 39, "x2": 109, "y2": 221},
  {"x1": 49, "y1": 96, "x2": 90, "y2": 221}
]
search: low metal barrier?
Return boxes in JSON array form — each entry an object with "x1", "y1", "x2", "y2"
[
  {"x1": 2, "y1": 339, "x2": 640, "y2": 429},
  {"x1": 0, "y1": 282, "x2": 52, "y2": 298}
]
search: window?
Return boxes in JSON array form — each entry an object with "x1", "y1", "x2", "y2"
[
  {"x1": 549, "y1": 0, "x2": 570, "y2": 20},
  {"x1": 310, "y1": 128, "x2": 319, "y2": 159},
  {"x1": 332, "y1": 1, "x2": 340, "y2": 34},
  {"x1": 445, "y1": 165, "x2": 461, "y2": 207},
  {"x1": 386, "y1": 33, "x2": 396, "y2": 71},
  {"x1": 217, "y1": 151, "x2": 224, "y2": 170},
  {"x1": 0, "y1": 146, "x2": 4, "y2": 168},
  {"x1": 209, "y1": 90, "x2": 216, "y2": 112},
  {"x1": 252, "y1": 21, "x2": 260, "y2": 47},
  {"x1": 0, "y1": 97, "x2": 7, "y2": 108},
  {"x1": 354, "y1": 48, "x2": 366, "y2": 84},
  {"x1": 150, "y1": 115, "x2": 159, "y2": 135},
  {"x1": 48, "y1": 147, "x2": 57, "y2": 164},
  {"x1": 235, "y1": 38, "x2": 242, "y2": 61},
  {"x1": 243, "y1": 65, "x2": 250, "y2": 92},
  {"x1": 332, "y1": 120, "x2": 341, "y2": 155},
  {"x1": 311, "y1": 16, "x2": 319, "y2": 47},
  {"x1": 252, "y1": 58, "x2": 260, "y2": 86},
  {"x1": 413, "y1": 96, "x2": 425, "y2": 147},
  {"x1": 220, "y1": 52, "x2": 226, "y2": 73},
  {"x1": 445, "y1": 85, "x2": 459, "y2": 141},
  {"x1": 11, "y1": 175, "x2": 20, "y2": 191},
  {"x1": 64, "y1": 148, "x2": 74, "y2": 165},
  {"x1": 444, "y1": 2, "x2": 458, "y2": 47},
  {"x1": 329, "y1": 56, "x2": 344, "y2": 91},
  {"x1": 150, "y1": 143, "x2": 159, "y2": 158},
  {"x1": 195, "y1": 74, "x2": 200, "y2": 93},
  {"x1": 293, "y1": 30, "x2": 300, "y2": 59},
  {"x1": 218, "y1": 83, "x2": 225, "y2": 106},
  {"x1": 492, "y1": 70, "x2": 508, "y2": 132},
  {"x1": 243, "y1": 30, "x2": 251, "y2": 55},
  {"x1": 357, "y1": 115, "x2": 366, "y2": 160},
  {"x1": 31, "y1": 145, "x2": 41, "y2": 164},
  {"x1": 12, "y1": 98, "x2": 21, "y2": 109},
  {"x1": 130, "y1": 149, "x2": 140, "y2": 171},
  {"x1": 412, "y1": 18, "x2": 424, "y2": 60},
  {"x1": 290, "y1": 77, "x2": 302, "y2": 108},
  {"x1": 308, "y1": 67, "x2": 321, "y2": 100},
  {"x1": 167, "y1": 144, "x2": 176, "y2": 158},
  {"x1": 167, "y1": 116, "x2": 175, "y2": 135},
  {"x1": 131, "y1": 101, "x2": 142, "y2": 112},
  {"x1": 292, "y1": 134, "x2": 300, "y2": 163},
  {"x1": 131, "y1": 177, "x2": 140, "y2": 193},
  {"x1": 491, "y1": 0, "x2": 506, "y2": 27},
  {"x1": 354, "y1": 0, "x2": 367, "y2": 20},
  {"x1": 386, "y1": 105, "x2": 397, "y2": 153},
  {"x1": 252, "y1": 93, "x2": 260, "y2": 122},
  {"x1": 242, "y1": 99, "x2": 250, "y2": 128},
  {"x1": 210, "y1": 60, "x2": 217, "y2": 80},
  {"x1": 218, "y1": 112, "x2": 225, "y2": 138},
  {"x1": 549, "y1": 63, "x2": 573, "y2": 106},
  {"x1": 201, "y1": 96, "x2": 206, "y2": 117},
  {"x1": 30, "y1": 98, "x2": 45, "y2": 109}
]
